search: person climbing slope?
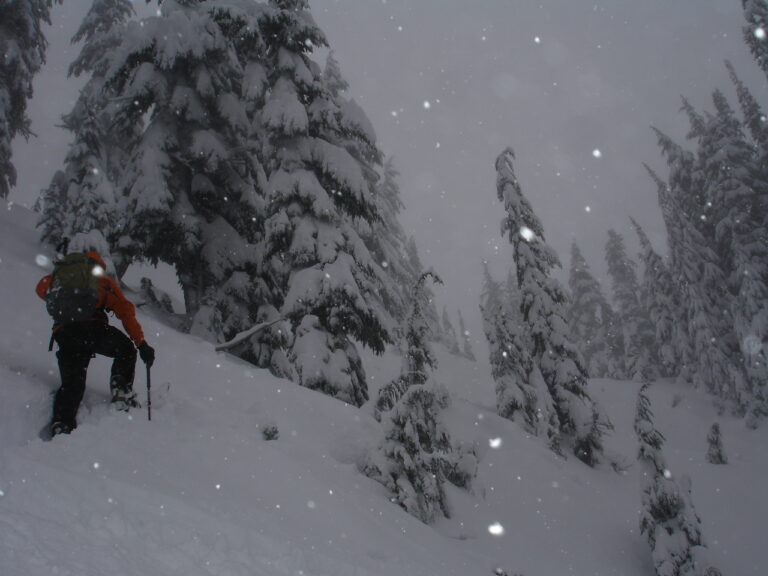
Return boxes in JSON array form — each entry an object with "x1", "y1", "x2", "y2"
[{"x1": 36, "y1": 250, "x2": 155, "y2": 437}]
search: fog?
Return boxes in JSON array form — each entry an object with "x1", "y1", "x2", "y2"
[{"x1": 10, "y1": 0, "x2": 765, "y2": 345}]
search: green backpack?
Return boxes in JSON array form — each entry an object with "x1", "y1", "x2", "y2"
[{"x1": 45, "y1": 253, "x2": 102, "y2": 324}]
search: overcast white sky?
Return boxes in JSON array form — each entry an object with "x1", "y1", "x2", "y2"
[{"x1": 10, "y1": 0, "x2": 766, "y2": 346}]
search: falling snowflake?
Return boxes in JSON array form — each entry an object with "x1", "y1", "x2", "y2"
[
  {"x1": 93, "y1": 462, "x2": 101, "y2": 470},
  {"x1": 423, "y1": 101, "x2": 431, "y2": 110},
  {"x1": 307, "y1": 500, "x2": 317, "y2": 509},
  {"x1": 755, "y1": 27, "x2": 766, "y2": 40},
  {"x1": 489, "y1": 438, "x2": 503, "y2": 449},
  {"x1": 92, "y1": 265, "x2": 105, "y2": 277},
  {"x1": 592, "y1": 149, "x2": 602, "y2": 158},
  {"x1": 519, "y1": 226, "x2": 535, "y2": 242},
  {"x1": 35, "y1": 254, "x2": 51, "y2": 268},
  {"x1": 663, "y1": 469, "x2": 672, "y2": 479},
  {"x1": 585, "y1": 206, "x2": 592, "y2": 213},
  {"x1": 488, "y1": 522, "x2": 505, "y2": 536}
]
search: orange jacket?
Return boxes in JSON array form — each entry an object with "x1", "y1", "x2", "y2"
[{"x1": 36, "y1": 252, "x2": 145, "y2": 347}]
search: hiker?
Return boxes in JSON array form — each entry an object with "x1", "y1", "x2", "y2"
[{"x1": 36, "y1": 250, "x2": 155, "y2": 436}]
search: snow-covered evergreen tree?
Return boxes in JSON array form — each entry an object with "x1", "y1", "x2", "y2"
[
  {"x1": 567, "y1": 242, "x2": 613, "y2": 378},
  {"x1": 702, "y1": 91, "x2": 768, "y2": 415},
  {"x1": 106, "y1": 0, "x2": 267, "y2": 342},
  {"x1": 38, "y1": 0, "x2": 135, "y2": 276},
  {"x1": 365, "y1": 272, "x2": 473, "y2": 523},
  {"x1": 725, "y1": 59, "x2": 768, "y2": 151},
  {"x1": 643, "y1": 161, "x2": 696, "y2": 382},
  {"x1": 635, "y1": 383, "x2": 718, "y2": 576},
  {"x1": 653, "y1": 141, "x2": 749, "y2": 411},
  {"x1": 481, "y1": 262, "x2": 551, "y2": 437},
  {"x1": 741, "y1": 0, "x2": 768, "y2": 82},
  {"x1": 496, "y1": 147, "x2": 610, "y2": 465},
  {"x1": 255, "y1": 0, "x2": 391, "y2": 406},
  {"x1": 441, "y1": 306, "x2": 461, "y2": 355},
  {"x1": 405, "y1": 236, "x2": 442, "y2": 341},
  {"x1": 457, "y1": 309, "x2": 476, "y2": 361},
  {"x1": 605, "y1": 229, "x2": 657, "y2": 380},
  {"x1": 0, "y1": 0, "x2": 61, "y2": 198},
  {"x1": 630, "y1": 218, "x2": 678, "y2": 377},
  {"x1": 706, "y1": 423, "x2": 728, "y2": 465}
]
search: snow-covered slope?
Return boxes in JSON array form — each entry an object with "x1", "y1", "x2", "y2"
[{"x1": 1, "y1": 203, "x2": 765, "y2": 576}]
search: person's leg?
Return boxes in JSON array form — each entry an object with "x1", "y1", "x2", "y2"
[
  {"x1": 89, "y1": 323, "x2": 138, "y2": 405},
  {"x1": 52, "y1": 324, "x2": 94, "y2": 431}
]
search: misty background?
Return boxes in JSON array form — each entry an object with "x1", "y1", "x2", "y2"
[{"x1": 9, "y1": 0, "x2": 765, "y2": 352}]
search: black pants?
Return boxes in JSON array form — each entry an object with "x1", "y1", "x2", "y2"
[{"x1": 52, "y1": 321, "x2": 137, "y2": 428}]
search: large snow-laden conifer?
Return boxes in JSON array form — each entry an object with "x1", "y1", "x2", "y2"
[
  {"x1": 106, "y1": 0, "x2": 266, "y2": 340},
  {"x1": 630, "y1": 218, "x2": 679, "y2": 378},
  {"x1": 38, "y1": 0, "x2": 135, "y2": 276},
  {"x1": 605, "y1": 229, "x2": 658, "y2": 380},
  {"x1": 634, "y1": 383, "x2": 720, "y2": 576},
  {"x1": 496, "y1": 147, "x2": 610, "y2": 465},
  {"x1": 365, "y1": 272, "x2": 473, "y2": 523},
  {"x1": 567, "y1": 242, "x2": 614, "y2": 378},
  {"x1": 480, "y1": 262, "x2": 555, "y2": 439},
  {"x1": 0, "y1": 0, "x2": 61, "y2": 199},
  {"x1": 699, "y1": 91, "x2": 768, "y2": 417},
  {"x1": 654, "y1": 157, "x2": 749, "y2": 412},
  {"x1": 257, "y1": 0, "x2": 389, "y2": 406}
]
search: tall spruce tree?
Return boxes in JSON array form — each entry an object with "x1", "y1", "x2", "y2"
[
  {"x1": 496, "y1": 147, "x2": 610, "y2": 465},
  {"x1": 643, "y1": 161, "x2": 696, "y2": 382},
  {"x1": 480, "y1": 262, "x2": 552, "y2": 437},
  {"x1": 0, "y1": 0, "x2": 61, "y2": 199},
  {"x1": 742, "y1": 0, "x2": 768, "y2": 82},
  {"x1": 106, "y1": 0, "x2": 267, "y2": 340},
  {"x1": 365, "y1": 272, "x2": 471, "y2": 523},
  {"x1": 635, "y1": 383, "x2": 719, "y2": 576},
  {"x1": 630, "y1": 218, "x2": 678, "y2": 377},
  {"x1": 605, "y1": 229, "x2": 657, "y2": 380},
  {"x1": 654, "y1": 155, "x2": 748, "y2": 410},
  {"x1": 38, "y1": 0, "x2": 136, "y2": 275},
  {"x1": 256, "y1": 0, "x2": 390, "y2": 406},
  {"x1": 567, "y1": 242, "x2": 613, "y2": 378}
]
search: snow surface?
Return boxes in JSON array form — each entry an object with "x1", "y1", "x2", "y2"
[{"x1": 1, "y1": 203, "x2": 766, "y2": 575}]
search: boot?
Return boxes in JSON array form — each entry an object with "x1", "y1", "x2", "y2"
[{"x1": 110, "y1": 376, "x2": 139, "y2": 411}]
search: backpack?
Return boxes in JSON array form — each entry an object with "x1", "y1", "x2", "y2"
[{"x1": 45, "y1": 253, "x2": 102, "y2": 324}]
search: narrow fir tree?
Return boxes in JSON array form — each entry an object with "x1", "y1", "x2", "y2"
[
  {"x1": 706, "y1": 423, "x2": 728, "y2": 465},
  {"x1": 480, "y1": 262, "x2": 552, "y2": 437},
  {"x1": 365, "y1": 272, "x2": 473, "y2": 523},
  {"x1": 0, "y1": 0, "x2": 61, "y2": 198},
  {"x1": 643, "y1": 162, "x2": 696, "y2": 381},
  {"x1": 725, "y1": 60, "x2": 768, "y2": 150},
  {"x1": 496, "y1": 147, "x2": 610, "y2": 465},
  {"x1": 741, "y1": 0, "x2": 768, "y2": 82},
  {"x1": 635, "y1": 383, "x2": 718, "y2": 576},
  {"x1": 457, "y1": 309, "x2": 476, "y2": 361},
  {"x1": 567, "y1": 242, "x2": 613, "y2": 378},
  {"x1": 630, "y1": 218, "x2": 678, "y2": 377},
  {"x1": 605, "y1": 229, "x2": 657, "y2": 380},
  {"x1": 406, "y1": 236, "x2": 441, "y2": 341}
]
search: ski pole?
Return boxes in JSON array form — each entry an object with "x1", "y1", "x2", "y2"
[{"x1": 146, "y1": 363, "x2": 152, "y2": 421}]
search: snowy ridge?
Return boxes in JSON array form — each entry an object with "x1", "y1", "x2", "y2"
[{"x1": 1, "y1": 203, "x2": 766, "y2": 575}]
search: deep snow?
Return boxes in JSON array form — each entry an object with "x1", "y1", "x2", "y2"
[{"x1": 1, "y1": 202, "x2": 766, "y2": 575}]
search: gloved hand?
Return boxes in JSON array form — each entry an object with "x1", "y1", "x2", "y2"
[{"x1": 138, "y1": 341, "x2": 155, "y2": 367}]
